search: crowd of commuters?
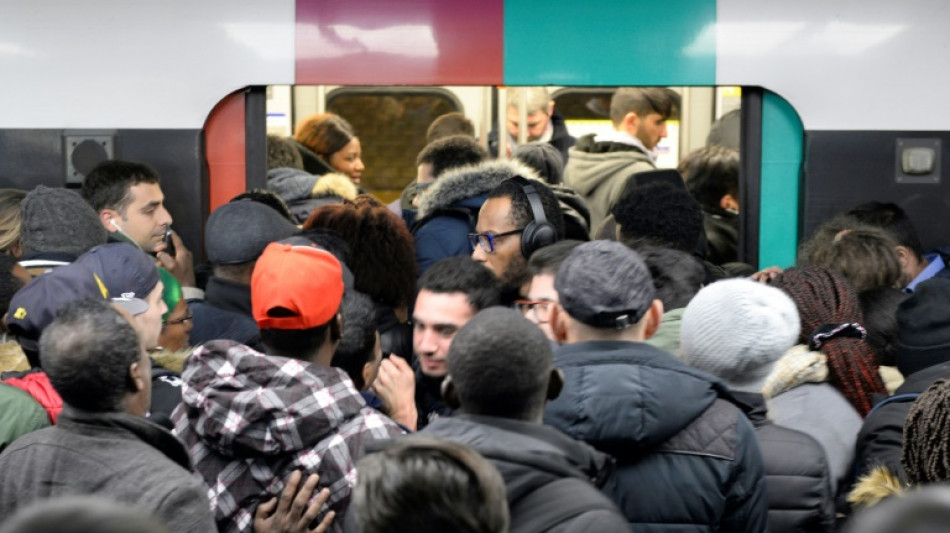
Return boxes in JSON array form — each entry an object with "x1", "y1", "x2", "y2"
[{"x1": 1, "y1": 87, "x2": 950, "y2": 532}]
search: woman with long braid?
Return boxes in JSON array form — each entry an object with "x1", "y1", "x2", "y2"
[
  {"x1": 755, "y1": 266, "x2": 875, "y2": 498},
  {"x1": 771, "y1": 266, "x2": 888, "y2": 416}
]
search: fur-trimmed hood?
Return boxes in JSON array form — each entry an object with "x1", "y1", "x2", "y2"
[
  {"x1": 848, "y1": 466, "x2": 905, "y2": 510},
  {"x1": 417, "y1": 159, "x2": 540, "y2": 218},
  {"x1": 267, "y1": 168, "x2": 358, "y2": 203},
  {"x1": 150, "y1": 347, "x2": 193, "y2": 374},
  {"x1": 761, "y1": 344, "x2": 829, "y2": 400},
  {"x1": 312, "y1": 172, "x2": 359, "y2": 200}
]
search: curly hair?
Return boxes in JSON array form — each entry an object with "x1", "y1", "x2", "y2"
[
  {"x1": 304, "y1": 195, "x2": 417, "y2": 310},
  {"x1": 771, "y1": 266, "x2": 887, "y2": 416},
  {"x1": 903, "y1": 379, "x2": 950, "y2": 485},
  {"x1": 612, "y1": 182, "x2": 703, "y2": 254}
]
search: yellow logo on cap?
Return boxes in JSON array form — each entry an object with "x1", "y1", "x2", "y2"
[
  {"x1": 13, "y1": 307, "x2": 26, "y2": 320},
  {"x1": 93, "y1": 273, "x2": 109, "y2": 299}
]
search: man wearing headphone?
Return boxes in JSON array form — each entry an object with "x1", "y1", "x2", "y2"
[{"x1": 471, "y1": 176, "x2": 566, "y2": 303}]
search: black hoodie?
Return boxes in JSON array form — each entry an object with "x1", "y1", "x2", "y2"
[{"x1": 423, "y1": 414, "x2": 629, "y2": 533}]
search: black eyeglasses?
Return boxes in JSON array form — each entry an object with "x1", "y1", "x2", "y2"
[
  {"x1": 163, "y1": 311, "x2": 193, "y2": 328},
  {"x1": 468, "y1": 228, "x2": 525, "y2": 254},
  {"x1": 514, "y1": 300, "x2": 554, "y2": 323}
]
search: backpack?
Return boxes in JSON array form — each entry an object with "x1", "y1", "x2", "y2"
[
  {"x1": 853, "y1": 393, "x2": 921, "y2": 478},
  {"x1": 865, "y1": 393, "x2": 921, "y2": 418},
  {"x1": 508, "y1": 477, "x2": 622, "y2": 533}
]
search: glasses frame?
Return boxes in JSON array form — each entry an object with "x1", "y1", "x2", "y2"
[
  {"x1": 163, "y1": 310, "x2": 194, "y2": 329},
  {"x1": 514, "y1": 299, "x2": 554, "y2": 323},
  {"x1": 468, "y1": 228, "x2": 525, "y2": 254}
]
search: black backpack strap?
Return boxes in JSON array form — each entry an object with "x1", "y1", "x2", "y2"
[
  {"x1": 866, "y1": 393, "x2": 921, "y2": 419},
  {"x1": 853, "y1": 393, "x2": 921, "y2": 478},
  {"x1": 508, "y1": 478, "x2": 619, "y2": 532},
  {"x1": 410, "y1": 206, "x2": 480, "y2": 236}
]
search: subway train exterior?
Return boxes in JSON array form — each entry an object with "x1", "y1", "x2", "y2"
[{"x1": 1, "y1": 0, "x2": 948, "y2": 268}]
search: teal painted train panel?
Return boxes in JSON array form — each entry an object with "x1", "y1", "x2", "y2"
[
  {"x1": 759, "y1": 91, "x2": 804, "y2": 269},
  {"x1": 504, "y1": 0, "x2": 716, "y2": 86}
]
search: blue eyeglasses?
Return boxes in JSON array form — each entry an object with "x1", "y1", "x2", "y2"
[{"x1": 468, "y1": 228, "x2": 525, "y2": 254}]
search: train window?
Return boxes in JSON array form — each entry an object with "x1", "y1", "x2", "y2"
[
  {"x1": 265, "y1": 85, "x2": 740, "y2": 202},
  {"x1": 268, "y1": 87, "x2": 462, "y2": 203},
  {"x1": 551, "y1": 88, "x2": 613, "y2": 121}
]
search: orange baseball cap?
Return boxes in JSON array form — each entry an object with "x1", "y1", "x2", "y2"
[{"x1": 251, "y1": 242, "x2": 344, "y2": 330}]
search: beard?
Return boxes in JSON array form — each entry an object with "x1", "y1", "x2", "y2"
[{"x1": 500, "y1": 253, "x2": 532, "y2": 293}]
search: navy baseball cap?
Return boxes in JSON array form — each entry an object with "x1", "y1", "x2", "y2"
[
  {"x1": 73, "y1": 243, "x2": 157, "y2": 315},
  {"x1": 7, "y1": 262, "x2": 110, "y2": 352},
  {"x1": 555, "y1": 240, "x2": 656, "y2": 330}
]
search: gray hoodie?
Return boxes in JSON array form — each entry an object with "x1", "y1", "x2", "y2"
[{"x1": 564, "y1": 134, "x2": 655, "y2": 231}]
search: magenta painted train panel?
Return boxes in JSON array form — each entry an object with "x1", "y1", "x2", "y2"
[{"x1": 296, "y1": 0, "x2": 504, "y2": 85}]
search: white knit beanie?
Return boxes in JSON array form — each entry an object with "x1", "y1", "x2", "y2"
[{"x1": 681, "y1": 278, "x2": 801, "y2": 392}]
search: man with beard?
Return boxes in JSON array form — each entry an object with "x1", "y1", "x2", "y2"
[
  {"x1": 564, "y1": 87, "x2": 680, "y2": 230},
  {"x1": 471, "y1": 177, "x2": 565, "y2": 304}
]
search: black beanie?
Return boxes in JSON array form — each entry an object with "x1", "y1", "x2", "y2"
[{"x1": 896, "y1": 278, "x2": 950, "y2": 377}]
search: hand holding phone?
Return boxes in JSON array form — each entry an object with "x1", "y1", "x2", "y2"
[
  {"x1": 163, "y1": 227, "x2": 176, "y2": 257},
  {"x1": 156, "y1": 228, "x2": 195, "y2": 288}
]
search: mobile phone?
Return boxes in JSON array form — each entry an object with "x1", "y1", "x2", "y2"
[{"x1": 163, "y1": 227, "x2": 176, "y2": 257}]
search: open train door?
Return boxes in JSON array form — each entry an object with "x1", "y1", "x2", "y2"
[{"x1": 740, "y1": 88, "x2": 805, "y2": 271}]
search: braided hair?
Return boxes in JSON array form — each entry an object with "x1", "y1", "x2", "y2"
[
  {"x1": 903, "y1": 379, "x2": 950, "y2": 485},
  {"x1": 772, "y1": 266, "x2": 887, "y2": 416}
]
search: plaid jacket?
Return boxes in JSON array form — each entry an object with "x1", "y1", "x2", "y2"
[{"x1": 172, "y1": 340, "x2": 403, "y2": 533}]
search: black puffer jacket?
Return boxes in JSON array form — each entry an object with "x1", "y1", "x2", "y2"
[
  {"x1": 423, "y1": 414, "x2": 629, "y2": 533},
  {"x1": 733, "y1": 391, "x2": 836, "y2": 533},
  {"x1": 855, "y1": 361, "x2": 950, "y2": 482},
  {"x1": 544, "y1": 341, "x2": 768, "y2": 533}
]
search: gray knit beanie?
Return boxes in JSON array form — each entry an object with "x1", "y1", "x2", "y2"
[
  {"x1": 681, "y1": 278, "x2": 801, "y2": 392},
  {"x1": 21, "y1": 186, "x2": 108, "y2": 258}
]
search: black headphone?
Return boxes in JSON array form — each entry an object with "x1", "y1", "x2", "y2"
[{"x1": 508, "y1": 176, "x2": 558, "y2": 258}]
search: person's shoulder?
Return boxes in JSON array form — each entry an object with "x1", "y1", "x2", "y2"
[
  {"x1": 152, "y1": 478, "x2": 216, "y2": 533},
  {"x1": 510, "y1": 476, "x2": 628, "y2": 533},
  {"x1": 0, "y1": 423, "x2": 57, "y2": 455},
  {"x1": 658, "y1": 398, "x2": 752, "y2": 460}
]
